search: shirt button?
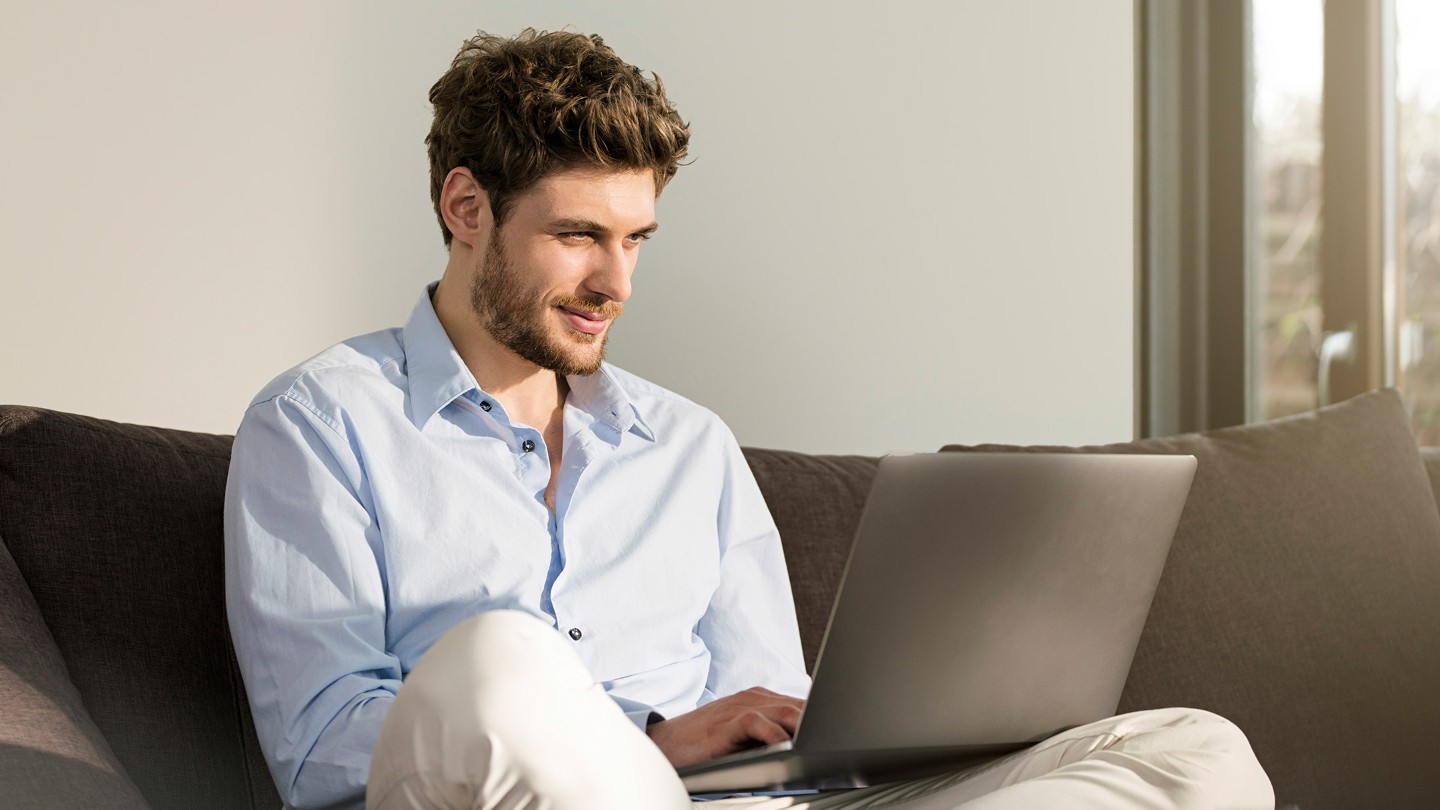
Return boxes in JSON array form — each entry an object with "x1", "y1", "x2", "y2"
[
  {"x1": 522, "y1": 439, "x2": 536, "y2": 453},
  {"x1": 568, "y1": 627, "x2": 583, "y2": 641},
  {"x1": 480, "y1": 401, "x2": 492, "y2": 412}
]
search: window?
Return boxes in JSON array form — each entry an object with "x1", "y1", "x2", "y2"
[{"x1": 1139, "y1": 0, "x2": 1440, "y2": 439}]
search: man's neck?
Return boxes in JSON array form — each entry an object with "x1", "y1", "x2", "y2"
[{"x1": 432, "y1": 272, "x2": 568, "y2": 429}]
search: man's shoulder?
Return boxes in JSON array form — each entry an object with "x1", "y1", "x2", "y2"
[{"x1": 247, "y1": 328, "x2": 407, "y2": 419}]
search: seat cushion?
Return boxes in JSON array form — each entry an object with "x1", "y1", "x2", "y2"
[
  {"x1": 941, "y1": 388, "x2": 1440, "y2": 810},
  {"x1": 0, "y1": 406, "x2": 279, "y2": 810}
]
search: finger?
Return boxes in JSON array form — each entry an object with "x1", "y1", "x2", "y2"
[
  {"x1": 765, "y1": 703, "x2": 804, "y2": 735},
  {"x1": 755, "y1": 694, "x2": 805, "y2": 715},
  {"x1": 738, "y1": 687, "x2": 803, "y2": 711},
  {"x1": 737, "y1": 711, "x2": 792, "y2": 746}
]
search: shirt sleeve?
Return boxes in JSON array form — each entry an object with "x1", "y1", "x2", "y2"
[
  {"x1": 225, "y1": 393, "x2": 399, "y2": 810},
  {"x1": 695, "y1": 426, "x2": 813, "y2": 702}
]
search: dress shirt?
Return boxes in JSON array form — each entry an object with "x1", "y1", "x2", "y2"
[{"x1": 224, "y1": 283, "x2": 811, "y2": 809}]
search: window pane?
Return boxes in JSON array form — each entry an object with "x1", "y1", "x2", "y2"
[
  {"x1": 1251, "y1": 0, "x2": 1325, "y2": 421},
  {"x1": 1395, "y1": 0, "x2": 1440, "y2": 442}
]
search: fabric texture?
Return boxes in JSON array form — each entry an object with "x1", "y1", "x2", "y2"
[
  {"x1": 0, "y1": 406, "x2": 280, "y2": 810},
  {"x1": 225, "y1": 283, "x2": 809, "y2": 809},
  {"x1": 0, "y1": 536, "x2": 150, "y2": 809},
  {"x1": 941, "y1": 388, "x2": 1440, "y2": 809},
  {"x1": 1417, "y1": 446, "x2": 1440, "y2": 510}
]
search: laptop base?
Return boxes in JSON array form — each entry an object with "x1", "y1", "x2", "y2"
[{"x1": 681, "y1": 741, "x2": 1033, "y2": 795}]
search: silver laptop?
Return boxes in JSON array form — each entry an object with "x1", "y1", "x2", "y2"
[{"x1": 680, "y1": 452, "x2": 1196, "y2": 795}]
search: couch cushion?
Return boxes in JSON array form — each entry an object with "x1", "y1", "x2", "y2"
[
  {"x1": 0, "y1": 536, "x2": 150, "y2": 808},
  {"x1": 741, "y1": 448, "x2": 881, "y2": 673},
  {"x1": 0, "y1": 407, "x2": 280, "y2": 810},
  {"x1": 941, "y1": 388, "x2": 1440, "y2": 810}
]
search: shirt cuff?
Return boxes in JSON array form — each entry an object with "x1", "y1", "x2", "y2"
[{"x1": 609, "y1": 694, "x2": 665, "y2": 731}]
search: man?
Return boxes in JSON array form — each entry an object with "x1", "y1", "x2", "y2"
[{"x1": 226, "y1": 29, "x2": 1272, "y2": 810}]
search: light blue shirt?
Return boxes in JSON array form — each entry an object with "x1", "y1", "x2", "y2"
[{"x1": 224, "y1": 283, "x2": 811, "y2": 809}]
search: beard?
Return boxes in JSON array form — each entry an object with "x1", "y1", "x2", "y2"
[{"x1": 468, "y1": 233, "x2": 623, "y2": 376}]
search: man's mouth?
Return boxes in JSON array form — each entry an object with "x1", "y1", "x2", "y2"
[{"x1": 559, "y1": 305, "x2": 609, "y2": 336}]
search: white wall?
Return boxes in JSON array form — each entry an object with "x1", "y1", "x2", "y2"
[{"x1": 0, "y1": 1, "x2": 1133, "y2": 454}]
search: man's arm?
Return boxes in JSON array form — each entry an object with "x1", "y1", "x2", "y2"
[
  {"x1": 647, "y1": 425, "x2": 812, "y2": 767},
  {"x1": 225, "y1": 393, "x2": 399, "y2": 809}
]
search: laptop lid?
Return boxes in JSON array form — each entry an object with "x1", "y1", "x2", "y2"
[
  {"x1": 791, "y1": 452, "x2": 1195, "y2": 752},
  {"x1": 680, "y1": 452, "x2": 1195, "y2": 793}
]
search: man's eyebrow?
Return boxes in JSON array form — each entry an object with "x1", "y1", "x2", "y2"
[{"x1": 550, "y1": 218, "x2": 659, "y2": 235}]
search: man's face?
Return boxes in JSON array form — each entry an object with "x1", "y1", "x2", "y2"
[{"x1": 468, "y1": 168, "x2": 658, "y2": 376}]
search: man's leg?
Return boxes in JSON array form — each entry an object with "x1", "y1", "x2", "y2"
[
  {"x1": 705, "y1": 708, "x2": 1273, "y2": 810},
  {"x1": 366, "y1": 610, "x2": 692, "y2": 810},
  {"x1": 923, "y1": 707, "x2": 1272, "y2": 809}
]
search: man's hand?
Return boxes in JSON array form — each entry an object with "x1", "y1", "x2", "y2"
[{"x1": 645, "y1": 687, "x2": 805, "y2": 769}]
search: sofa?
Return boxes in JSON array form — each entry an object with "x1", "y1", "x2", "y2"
[{"x1": 3, "y1": 388, "x2": 1440, "y2": 809}]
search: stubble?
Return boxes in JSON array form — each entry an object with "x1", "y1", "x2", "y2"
[{"x1": 468, "y1": 233, "x2": 621, "y2": 376}]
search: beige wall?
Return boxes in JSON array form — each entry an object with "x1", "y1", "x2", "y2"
[{"x1": 0, "y1": 1, "x2": 1133, "y2": 454}]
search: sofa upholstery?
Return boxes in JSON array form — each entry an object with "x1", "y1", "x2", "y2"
[{"x1": 3, "y1": 389, "x2": 1440, "y2": 808}]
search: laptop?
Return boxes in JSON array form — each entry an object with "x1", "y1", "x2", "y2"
[{"x1": 680, "y1": 452, "x2": 1197, "y2": 795}]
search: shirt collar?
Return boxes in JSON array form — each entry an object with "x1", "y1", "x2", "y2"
[
  {"x1": 566, "y1": 365, "x2": 656, "y2": 442},
  {"x1": 401, "y1": 282, "x2": 657, "y2": 442},
  {"x1": 402, "y1": 282, "x2": 479, "y2": 430}
]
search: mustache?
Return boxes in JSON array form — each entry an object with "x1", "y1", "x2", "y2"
[{"x1": 553, "y1": 295, "x2": 624, "y2": 319}]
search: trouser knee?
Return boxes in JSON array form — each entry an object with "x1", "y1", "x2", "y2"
[
  {"x1": 1116, "y1": 707, "x2": 1252, "y2": 752},
  {"x1": 369, "y1": 610, "x2": 690, "y2": 810},
  {"x1": 1112, "y1": 707, "x2": 1274, "y2": 807},
  {"x1": 400, "y1": 610, "x2": 587, "y2": 720}
]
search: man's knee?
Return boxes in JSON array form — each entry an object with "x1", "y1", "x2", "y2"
[
  {"x1": 400, "y1": 610, "x2": 585, "y2": 716},
  {"x1": 369, "y1": 611, "x2": 598, "y2": 809},
  {"x1": 1109, "y1": 707, "x2": 1274, "y2": 807},
  {"x1": 1110, "y1": 707, "x2": 1253, "y2": 752},
  {"x1": 371, "y1": 610, "x2": 689, "y2": 810}
]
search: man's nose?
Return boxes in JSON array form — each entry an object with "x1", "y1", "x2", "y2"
[{"x1": 586, "y1": 243, "x2": 633, "y2": 303}]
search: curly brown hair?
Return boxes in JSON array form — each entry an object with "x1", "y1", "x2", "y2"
[{"x1": 426, "y1": 29, "x2": 691, "y2": 246}]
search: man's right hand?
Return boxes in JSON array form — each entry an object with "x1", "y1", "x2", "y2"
[{"x1": 644, "y1": 687, "x2": 805, "y2": 769}]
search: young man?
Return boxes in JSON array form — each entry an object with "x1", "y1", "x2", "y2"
[{"x1": 225, "y1": 29, "x2": 1273, "y2": 810}]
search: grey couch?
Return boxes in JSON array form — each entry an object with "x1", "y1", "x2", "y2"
[{"x1": 4, "y1": 388, "x2": 1440, "y2": 809}]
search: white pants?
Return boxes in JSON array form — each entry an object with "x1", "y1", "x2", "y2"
[{"x1": 366, "y1": 611, "x2": 1274, "y2": 810}]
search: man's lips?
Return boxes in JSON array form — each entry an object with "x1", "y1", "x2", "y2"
[{"x1": 559, "y1": 305, "x2": 609, "y2": 336}]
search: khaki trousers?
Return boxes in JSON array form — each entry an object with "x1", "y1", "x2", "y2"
[{"x1": 367, "y1": 611, "x2": 1274, "y2": 810}]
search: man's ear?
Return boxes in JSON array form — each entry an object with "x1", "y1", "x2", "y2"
[{"x1": 439, "y1": 167, "x2": 492, "y2": 248}]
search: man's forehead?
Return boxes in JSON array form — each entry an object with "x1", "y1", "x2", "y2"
[{"x1": 519, "y1": 167, "x2": 657, "y2": 225}]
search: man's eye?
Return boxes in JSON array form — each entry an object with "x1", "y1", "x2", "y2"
[
  {"x1": 627, "y1": 233, "x2": 652, "y2": 244},
  {"x1": 560, "y1": 232, "x2": 591, "y2": 242}
]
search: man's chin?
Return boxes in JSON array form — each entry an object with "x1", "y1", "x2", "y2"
[
  {"x1": 560, "y1": 349, "x2": 606, "y2": 376},
  {"x1": 547, "y1": 336, "x2": 608, "y2": 377}
]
